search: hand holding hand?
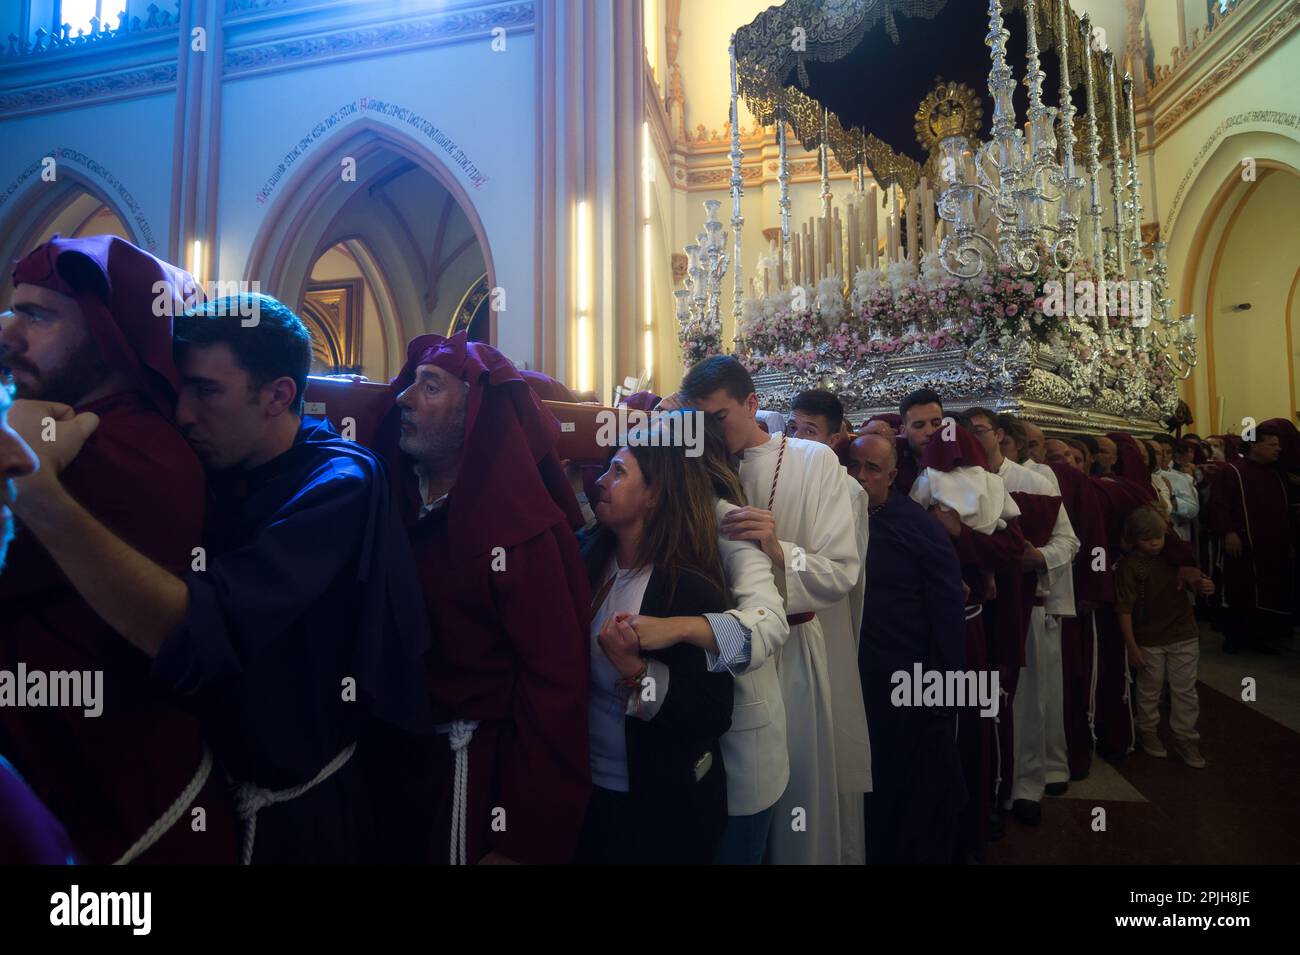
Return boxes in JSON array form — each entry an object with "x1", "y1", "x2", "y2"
[
  {"x1": 931, "y1": 503, "x2": 962, "y2": 537},
  {"x1": 8, "y1": 400, "x2": 99, "y2": 508},
  {"x1": 622, "y1": 613, "x2": 681, "y2": 652},
  {"x1": 597, "y1": 613, "x2": 644, "y2": 679},
  {"x1": 721, "y1": 506, "x2": 782, "y2": 565}
]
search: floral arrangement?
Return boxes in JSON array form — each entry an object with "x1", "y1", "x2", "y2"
[
  {"x1": 677, "y1": 310, "x2": 724, "y2": 368},
  {"x1": 713, "y1": 244, "x2": 1175, "y2": 417}
]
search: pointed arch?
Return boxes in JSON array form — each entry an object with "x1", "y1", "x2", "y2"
[{"x1": 243, "y1": 118, "x2": 497, "y2": 347}]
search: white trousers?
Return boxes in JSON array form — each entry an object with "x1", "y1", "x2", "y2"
[
  {"x1": 1134, "y1": 637, "x2": 1201, "y2": 743},
  {"x1": 1011, "y1": 608, "x2": 1068, "y2": 802},
  {"x1": 1042, "y1": 615, "x2": 1070, "y2": 785}
]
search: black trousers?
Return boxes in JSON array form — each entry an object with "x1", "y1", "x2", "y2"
[{"x1": 862, "y1": 671, "x2": 965, "y2": 865}]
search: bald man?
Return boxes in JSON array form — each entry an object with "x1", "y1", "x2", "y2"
[
  {"x1": 862, "y1": 419, "x2": 895, "y2": 438},
  {"x1": 1045, "y1": 438, "x2": 1077, "y2": 470},
  {"x1": 1093, "y1": 436, "x2": 1117, "y2": 477},
  {"x1": 853, "y1": 434, "x2": 965, "y2": 863},
  {"x1": 1022, "y1": 423, "x2": 1048, "y2": 466}
]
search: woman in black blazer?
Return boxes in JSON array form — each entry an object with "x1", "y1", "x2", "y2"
[{"x1": 577, "y1": 411, "x2": 734, "y2": 864}]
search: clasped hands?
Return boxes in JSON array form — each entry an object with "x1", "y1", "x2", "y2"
[{"x1": 5, "y1": 399, "x2": 100, "y2": 510}]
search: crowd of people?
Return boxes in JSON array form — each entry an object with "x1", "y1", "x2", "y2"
[{"x1": 0, "y1": 235, "x2": 1294, "y2": 865}]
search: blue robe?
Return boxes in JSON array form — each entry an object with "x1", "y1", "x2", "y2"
[
  {"x1": 153, "y1": 417, "x2": 434, "y2": 862},
  {"x1": 859, "y1": 487, "x2": 967, "y2": 864}
]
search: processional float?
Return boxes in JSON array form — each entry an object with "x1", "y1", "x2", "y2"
[{"x1": 674, "y1": 0, "x2": 1197, "y2": 434}]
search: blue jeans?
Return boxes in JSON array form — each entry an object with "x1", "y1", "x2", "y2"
[{"x1": 714, "y1": 804, "x2": 778, "y2": 865}]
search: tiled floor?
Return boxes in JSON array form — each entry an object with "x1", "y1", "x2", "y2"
[{"x1": 988, "y1": 626, "x2": 1300, "y2": 865}]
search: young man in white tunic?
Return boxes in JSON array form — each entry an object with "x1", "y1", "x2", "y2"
[
  {"x1": 679, "y1": 358, "x2": 860, "y2": 865},
  {"x1": 966, "y1": 410, "x2": 1079, "y2": 826},
  {"x1": 789, "y1": 389, "x2": 872, "y2": 865}
]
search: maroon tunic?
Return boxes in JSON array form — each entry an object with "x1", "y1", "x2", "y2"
[
  {"x1": 1207, "y1": 457, "x2": 1293, "y2": 617},
  {"x1": 3, "y1": 236, "x2": 238, "y2": 863},
  {"x1": 1049, "y1": 463, "x2": 1107, "y2": 778},
  {"x1": 387, "y1": 333, "x2": 591, "y2": 864},
  {"x1": 0, "y1": 393, "x2": 238, "y2": 863}
]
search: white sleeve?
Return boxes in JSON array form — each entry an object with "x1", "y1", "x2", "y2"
[
  {"x1": 779, "y1": 446, "x2": 861, "y2": 615},
  {"x1": 1171, "y1": 473, "x2": 1199, "y2": 522},
  {"x1": 1039, "y1": 501, "x2": 1080, "y2": 573},
  {"x1": 715, "y1": 518, "x2": 789, "y2": 672}
]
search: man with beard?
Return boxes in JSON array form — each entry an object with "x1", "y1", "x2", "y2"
[
  {"x1": 8, "y1": 291, "x2": 431, "y2": 863},
  {"x1": 0, "y1": 236, "x2": 238, "y2": 863},
  {"x1": 386, "y1": 332, "x2": 590, "y2": 864}
]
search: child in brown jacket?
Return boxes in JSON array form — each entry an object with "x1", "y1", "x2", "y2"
[{"x1": 1115, "y1": 507, "x2": 1215, "y2": 768}]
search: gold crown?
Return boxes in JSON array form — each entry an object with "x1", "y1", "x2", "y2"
[{"x1": 914, "y1": 80, "x2": 983, "y2": 153}]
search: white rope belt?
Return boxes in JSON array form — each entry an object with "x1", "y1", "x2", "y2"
[
  {"x1": 436, "y1": 719, "x2": 480, "y2": 865},
  {"x1": 230, "y1": 742, "x2": 357, "y2": 866},
  {"x1": 992, "y1": 688, "x2": 1008, "y2": 809},
  {"x1": 964, "y1": 604, "x2": 983, "y2": 621},
  {"x1": 1087, "y1": 614, "x2": 1099, "y2": 747},
  {"x1": 113, "y1": 745, "x2": 214, "y2": 866}
]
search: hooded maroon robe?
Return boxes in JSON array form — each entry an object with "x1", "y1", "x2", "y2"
[
  {"x1": 1207, "y1": 441, "x2": 1294, "y2": 633},
  {"x1": 0, "y1": 236, "x2": 238, "y2": 863},
  {"x1": 382, "y1": 332, "x2": 591, "y2": 864}
]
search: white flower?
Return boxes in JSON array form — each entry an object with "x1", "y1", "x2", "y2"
[
  {"x1": 919, "y1": 250, "x2": 946, "y2": 290},
  {"x1": 851, "y1": 266, "x2": 882, "y2": 310},
  {"x1": 885, "y1": 258, "x2": 918, "y2": 294},
  {"x1": 815, "y1": 277, "x2": 846, "y2": 327}
]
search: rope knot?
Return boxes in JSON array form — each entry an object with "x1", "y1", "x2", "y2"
[
  {"x1": 231, "y1": 781, "x2": 276, "y2": 820},
  {"x1": 447, "y1": 720, "x2": 476, "y2": 753}
]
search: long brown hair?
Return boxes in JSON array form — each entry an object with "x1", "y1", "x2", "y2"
[
  {"x1": 585, "y1": 410, "x2": 729, "y2": 602},
  {"x1": 700, "y1": 412, "x2": 746, "y2": 507}
]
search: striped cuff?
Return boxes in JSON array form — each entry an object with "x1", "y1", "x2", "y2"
[{"x1": 703, "y1": 612, "x2": 752, "y2": 674}]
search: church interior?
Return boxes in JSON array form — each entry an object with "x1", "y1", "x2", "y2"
[{"x1": 1, "y1": 0, "x2": 1299, "y2": 883}]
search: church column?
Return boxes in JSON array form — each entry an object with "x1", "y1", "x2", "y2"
[
  {"x1": 534, "y1": 0, "x2": 644, "y2": 397},
  {"x1": 168, "y1": 0, "x2": 224, "y2": 283}
]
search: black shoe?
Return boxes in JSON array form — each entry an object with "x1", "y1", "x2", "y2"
[
  {"x1": 1044, "y1": 781, "x2": 1069, "y2": 796},
  {"x1": 989, "y1": 812, "x2": 1006, "y2": 841},
  {"x1": 1100, "y1": 747, "x2": 1128, "y2": 765},
  {"x1": 1069, "y1": 768, "x2": 1090, "y2": 782},
  {"x1": 1011, "y1": 799, "x2": 1042, "y2": 827}
]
